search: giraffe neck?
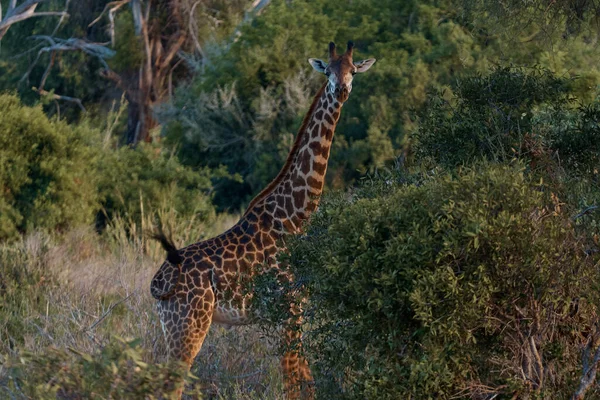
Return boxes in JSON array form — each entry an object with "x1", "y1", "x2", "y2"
[{"x1": 243, "y1": 82, "x2": 343, "y2": 234}]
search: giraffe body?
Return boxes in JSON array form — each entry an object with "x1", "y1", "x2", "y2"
[{"x1": 151, "y1": 41, "x2": 375, "y2": 399}]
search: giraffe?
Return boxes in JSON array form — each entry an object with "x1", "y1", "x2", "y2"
[{"x1": 150, "y1": 41, "x2": 376, "y2": 398}]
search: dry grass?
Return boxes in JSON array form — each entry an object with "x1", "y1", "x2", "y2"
[{"x1": 0, "y1": 212, "x2": 285, "y2": 399}]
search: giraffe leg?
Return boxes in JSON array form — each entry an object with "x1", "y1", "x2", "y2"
[
  {"x1": 281, "y1": 312, "x2": 314, "y2": 399},
  {"x1": 158, "y1": 283, "x2": 215, "y2": 398}
]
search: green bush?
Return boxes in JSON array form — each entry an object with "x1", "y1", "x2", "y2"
[
  {"x1": 0, "y1": 94, "x2": 99, "y2": 240},
  {"x1": 268, "y1": 163, "x2": 600, "y2": 399},
  {"x1": 415, "y1": 67, "x2": 600, "y2": 176},
  {"x1": 95, "y1": 143, "x2": 223, "y2": 228},
  {"x1": 5, "y1": 337, "x2": 201, "y2": 399},
  {"x1": 0, "y1": 93, "x2": 225, "y2": 238},
  {"x1": 163, "y1": 0, "x2": 600, "y2": 211}
]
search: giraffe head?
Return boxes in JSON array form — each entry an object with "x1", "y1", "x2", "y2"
[{"x1": 308, "y1": 41, "x2": 376, "y2": 103}]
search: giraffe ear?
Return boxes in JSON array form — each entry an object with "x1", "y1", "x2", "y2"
[
  {"x1": 308, "y1": 58, "x2": 328, "y2": 74},
  {"x1": 354, "y1": 58, "x2": 376, "y2": 73}
]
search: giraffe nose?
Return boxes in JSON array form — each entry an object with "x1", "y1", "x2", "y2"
[{"x1": 335, "y1": 85, "x2": 350, "y2": 101}]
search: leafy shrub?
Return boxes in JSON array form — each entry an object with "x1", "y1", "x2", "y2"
[
  {"x1": 163, "y1": 0, "x2": 600, "y2": 212},
  {"x1": 0, "y1": 94, "x2": 99, "y2": 240},
  {"x1": 414, "y1": 67, "x2": 600, "y2": 175},
  {"x1": 0, "y1": 94, "x2": 223, "y2": 238},
  {"x1": 266, "y1": 163, "x2": 600, "y2": 399},
  {"x1": 95, "y1": 143, "x2": 223, "y2": 228},
  {"x1": 5, "y1": 337, "x2": 201, "y2": 399}
]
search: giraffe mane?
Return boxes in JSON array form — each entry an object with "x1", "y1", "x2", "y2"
[{"x1": 244, "y1": 81, "x2": 328, "y2": 215}]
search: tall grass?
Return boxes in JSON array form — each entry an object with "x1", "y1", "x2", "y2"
[{"x1": 0, "y1": 210, "x2": 284, "y2": 399}]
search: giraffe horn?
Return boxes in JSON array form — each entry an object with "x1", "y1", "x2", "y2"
[
  {"x1": 329, "y1": 41, "x2": 336, "y2": 59},
  {"x1": 346, "y1": 41, "x2": 354, "y2": 56}
]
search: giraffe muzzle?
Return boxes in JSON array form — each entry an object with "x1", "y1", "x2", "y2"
[{"x1": 335, "y1": 86, "x2": 350, "y2": 102}]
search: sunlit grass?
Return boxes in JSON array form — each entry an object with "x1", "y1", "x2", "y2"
[{"x1": 0, "y1": 210, "x2": 284, "y2": 399}]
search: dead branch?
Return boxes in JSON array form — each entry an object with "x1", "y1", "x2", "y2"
[
  {"x1": 19, "y1": 35, "x2": 115, "y2": 86},
  {"x1": 32, "y1": 35, "x2": 115, "y2": 67},
  {"x1": 573, "y1": 206, "x2": 599, "y2": 220},
  {"x1": 0, "y1": 0, "x2": 69, "y2": 41},
  {"x1": 88, "y1": 0, "x2": 131, "y2": 46},
  {"x1": 20, "y1": 35, "x2": 114, "y2": 112},
  {"x1": 572, "y1": 327, "x2": 600, "y2": 400},
  {"x1": 188, "y1": 1, "x2": 206, "y2": 60},
  {"x1": 86, "y1": 292, "x2": 135, "y2": 332},
  {"x1": 35, "y1": 89, "x2": 86, "y2": 112}
]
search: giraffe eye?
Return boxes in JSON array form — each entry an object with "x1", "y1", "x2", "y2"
[{"x1": 325, "y1": 70, "x2": 331, "y2": 76}]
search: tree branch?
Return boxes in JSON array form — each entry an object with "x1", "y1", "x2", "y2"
[
  {"x1": 88, "y1": 0, "x2": 130, "y2": 46},
  {"x1": 0, "y1": 0, "x2": 69, "y2": 41},
  {"x1": 572, "y1": 327, "x2": 600, "y2": 400},
  {"x1": 35, "y1": 89, "x2": 86, "y2": 112}
]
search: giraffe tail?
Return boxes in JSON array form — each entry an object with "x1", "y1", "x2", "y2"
[
  {"x1": 151, "y1": 231, "x2": 184, "y2": 265},
  {"x1": 149, "y1": 231, "x2": 184, "y2": 300}
]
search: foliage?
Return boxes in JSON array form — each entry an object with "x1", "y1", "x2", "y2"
[
  {"x1": 0, "y1": 93, "x2": 99, "y2": 240},
  {"x1": 0, "y1": 0, "x2": 114, "y2": 120},
  {"x1": 4, "y1": 337, "x2": 201, "y2": 399},
  {"x1": 0, "y1": 93, "x2": 222, "y2": 238},
  {"x1": 95, "y1": 143, "x2": 222, "y2": 229},
  {"x1": 264, "y1": 163, "x2": 600, "y2": 399},
  {"x1": 414, "y1": 67, "x2": 600, "y2": 175},
  {"x1": 163, "y1": 0, "x2": 600, "y2": 211}
]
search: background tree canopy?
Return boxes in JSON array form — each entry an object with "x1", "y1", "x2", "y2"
[{"x1": 1, "y1": 0, "x2": 600, "y2": 399}]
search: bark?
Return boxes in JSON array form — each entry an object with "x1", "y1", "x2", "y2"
[{"x1": 123, "y1": 0, "x2": 187, "y2": 144}]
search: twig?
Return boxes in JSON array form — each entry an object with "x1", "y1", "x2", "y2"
[
  {"x1": 88, "y1": 0, "x2": 130, "y2": 46},
  {"x1": 573, "y1": 206, "x2": 599, "y2": 221},
  {"x1": 35, "y1": 88, "x2": 86, "y2": 112},
  {"x1": 86, "y1": 292, "x2": 135, "y2": 331}
]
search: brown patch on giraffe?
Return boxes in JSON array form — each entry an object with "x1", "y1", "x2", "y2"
[
  {"x1": 313, "y1": 160, "x2": 327, "y2": 175},
  {"x1": 324, "y1": 113, "x2": 334, "y2": 125},
  {"x1": 309, "y1": 141, "x2": 324, "y2": 156},
  {"x1": 223, "y1": 250, "x2": 235, "y2": 259},
  {"x1": 260, "y1": 213, "x2": 272, "y2": 230},
  {"x1": 311, "y1": 125, "x2": 320, "y2": 138},
  {"x1": 291, "y1": 215, "x2": 303, "y2": 229},
  {"x1": 275, "y1": 206, "x2": 287, "y2": 220},
  {"x1": 307, "y1": 176, "x2": 323, "y2": 190},
  {"x1": 325, "y1": 128, "x2": 333, "y2": 141},
  {"x1": 246, "y1": 212, "x2": 258, "y2": 223},
  {"x1": 244, "y1": 250, "x2": 256, "y2": 261},
  {"x1": 300, "y1": 154, "x2": 311, "y2": 175},
  {"x1": 236, "y1": 245, "x2": 245, "y2": 258},
  {"x1": 293, "y1": 190, "x2": 305, "y2": 209},
  {"x1": 222, "y1": 259, "x2": 237, "y2": 272},
  {"x1": 291, "y1": 170, "x2": 304, "y2": 188},
  {"x1": 262, "y1": 232, "x2": 275, "y2": 247},
  {"x1": 284, "y1": 196, "x2": 294, "y2": 215},
  {"x1": 283, "y1": 219, "x2": 296, "y2": 232},
  {"x1": 320, "y1": 124, "x2": 328, "y2": 137}
]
